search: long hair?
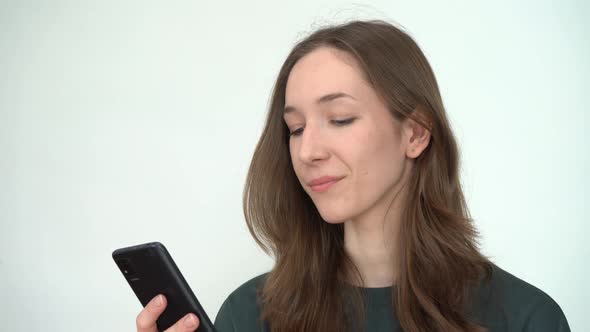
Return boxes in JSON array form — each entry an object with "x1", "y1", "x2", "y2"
[{"x1": 243, "y1": 20, "x2": 493, "y2": 332}]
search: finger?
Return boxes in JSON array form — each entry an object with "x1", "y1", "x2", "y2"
[
  {"x1": 164, "y1": 313, "x2": 200, "y2": 332},
  {"x1": 136, "y1": 294, "x2": 167, "y2": 332}
]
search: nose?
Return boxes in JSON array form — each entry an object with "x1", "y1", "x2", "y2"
[{"x1": 296, "y1": 122, "x2": 329, "y2": 164}]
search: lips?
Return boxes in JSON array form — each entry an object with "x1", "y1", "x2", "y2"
[
  {"x1": 308, "y1": 176, "x2": 344, "y2": 186},
  {"x1": 308, "y1": 176, "x2": 344, "y2": 193}
]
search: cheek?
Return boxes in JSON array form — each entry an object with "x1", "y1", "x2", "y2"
[
  {"x1": 358, "y1": 123, "x2": 399, "y2": 173},
  {"x1": 289, "y1": 142, "x2": 305, "y2": 183},
  {"x1": 353, "y1": 124, "x2": 404, "y2": 194}
]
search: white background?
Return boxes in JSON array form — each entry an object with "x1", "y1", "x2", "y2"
[{"x1": 1, "y1": 0, "x2": 587, "y2": 331}]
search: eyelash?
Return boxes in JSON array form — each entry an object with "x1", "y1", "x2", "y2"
[{"x1": 288, "y1": 118, "x2": 357, "y2": 137}]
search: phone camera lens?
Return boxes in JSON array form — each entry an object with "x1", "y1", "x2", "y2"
[{"x1": 116, "y1": 259, "x2": 136, "y2": 276}]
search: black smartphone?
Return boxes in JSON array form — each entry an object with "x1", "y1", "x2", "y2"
[{"x1": 112, "y1": 242, "x2": 217, "y2": 332}]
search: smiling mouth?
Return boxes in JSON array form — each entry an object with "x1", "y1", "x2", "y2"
[{"x1": 310, "y1": 178, "x2": 342, "y2": 193}]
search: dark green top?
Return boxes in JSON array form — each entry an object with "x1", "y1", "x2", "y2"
[{"x1": 213, "y1": 264, "x2": 570, "y2": 332}]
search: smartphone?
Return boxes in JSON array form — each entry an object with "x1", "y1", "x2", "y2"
[{"x1": 112, "y1": 242, "x2": 217, "y2": 332}]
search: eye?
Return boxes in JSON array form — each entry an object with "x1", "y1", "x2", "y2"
[
  {"x1": 289, "y1": 128, "x2": 304, "y2": 137},
  {"x1": 331, "y1": 118, "x2": 357, "y2": 126},
  {"x1": 288, "y1": 118, "x2": 357, "y2": 138}
]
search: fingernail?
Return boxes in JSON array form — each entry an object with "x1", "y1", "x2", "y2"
[
  {"x1": 155, "y1": 295, "x2": 163, "y2": 307},
  {"x1": 184, "y1": 314, "x2": 197, "y2": 327}
]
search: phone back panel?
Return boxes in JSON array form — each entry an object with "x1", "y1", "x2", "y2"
[{"x1": 112, "y1": 242, "x2": 216, "y2": 332}]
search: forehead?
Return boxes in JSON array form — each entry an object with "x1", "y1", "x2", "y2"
[{"x1": 285, "y1": 47, "x2": 367, "y2": 105}]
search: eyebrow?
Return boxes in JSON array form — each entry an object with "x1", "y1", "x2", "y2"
[{"x1": 283, "y1": 92, "x2": 356, "y2": 115}]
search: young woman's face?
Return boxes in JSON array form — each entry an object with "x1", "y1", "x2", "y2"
[{"x1": 284, "y1": 47, "x2": 414, "y2": 224}]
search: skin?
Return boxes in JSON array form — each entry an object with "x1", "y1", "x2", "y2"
[
  {"x1": 284, "y1": 47, "x2": 430, "y2": 287},
  {"x1": 136, "y1": 294, "x2": 199, "y2": 332},
  {"x1": 136, "y1": 46, "x2": 431, "y2": 330}
]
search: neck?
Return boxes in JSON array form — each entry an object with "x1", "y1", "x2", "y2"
[{"x1": 343, "y1": 185, "x2": 405, "y2": 288}]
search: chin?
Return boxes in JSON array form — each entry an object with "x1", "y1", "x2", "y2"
[
  {"x1": 316, "y1": 209, "x2": 350, "y2": 224},
  {"x1": 307, "y1": 193, "x2": 355, "y2": 224},
  {"x1": 323, "y1": 218, "x2": 347, "y2": 225}
]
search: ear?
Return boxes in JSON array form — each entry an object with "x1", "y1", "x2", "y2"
[{"x1": 403, "y1": 106, "x2": 432, "y2": 159}]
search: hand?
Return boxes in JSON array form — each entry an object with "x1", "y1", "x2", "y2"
[{"x1": 136, "y1": 294, "x2": 200, "y2": 332}]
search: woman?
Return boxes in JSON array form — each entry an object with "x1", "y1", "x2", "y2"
[{"x1": 135, "y1": 20, "x2": 570, "y2": 332}]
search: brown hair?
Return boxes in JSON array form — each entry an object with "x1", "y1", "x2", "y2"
[{"x1": 243, "y1": 19, "x2": 493, "y2": 332}]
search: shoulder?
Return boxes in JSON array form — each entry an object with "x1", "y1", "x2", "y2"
[
  {"x1": 214, "y1": 273, "x2": 269, "y2": 332},
  {"x1": 470, "y1": 263, "x2": 570, "y2": 331},
  {"x1": 221, "y1": 273, "x2": 268, "y2": 310}
]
